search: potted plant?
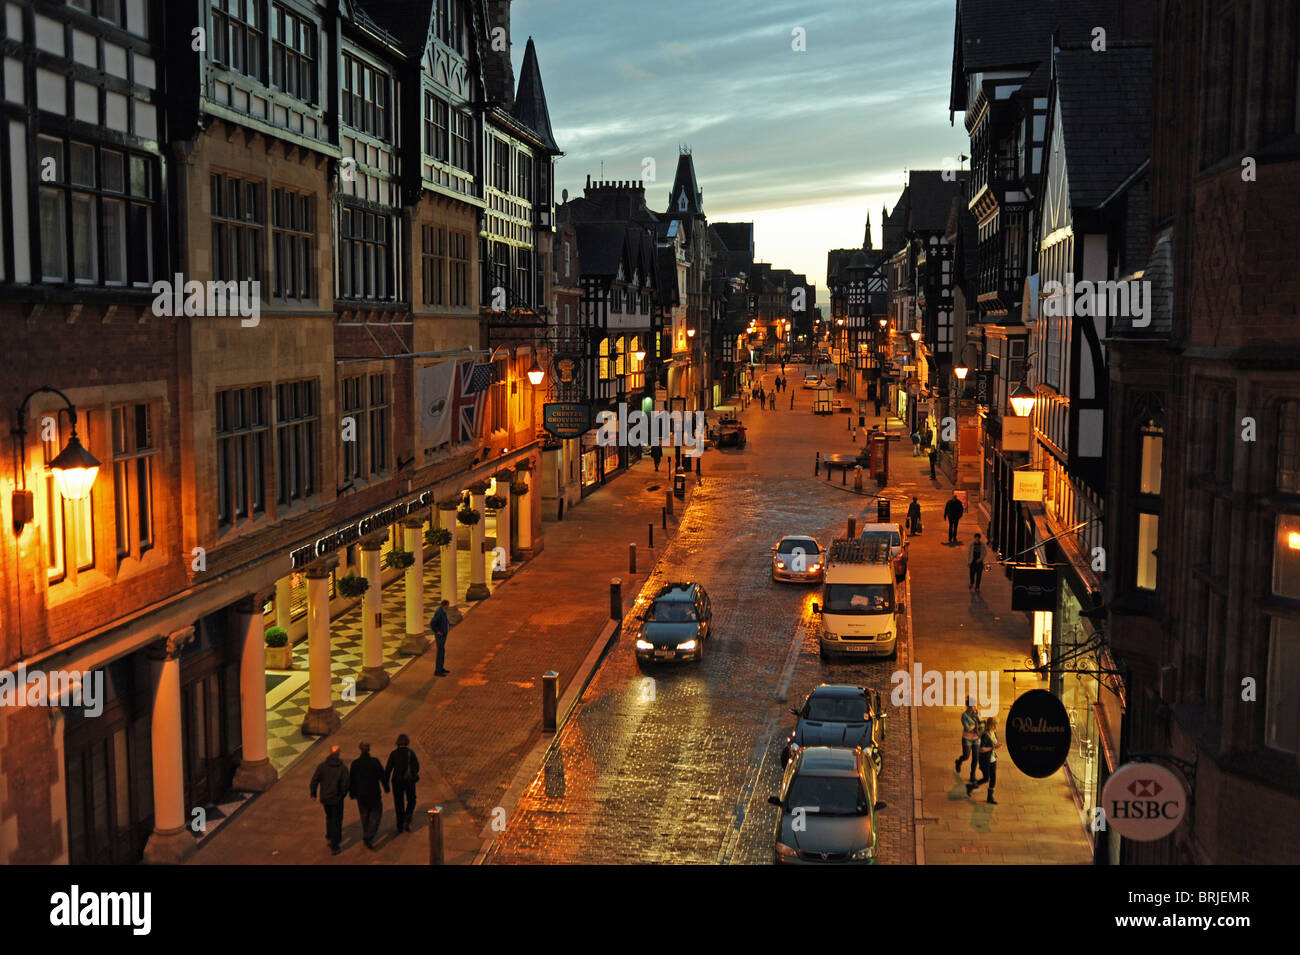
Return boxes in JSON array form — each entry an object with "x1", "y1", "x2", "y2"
[
  {"x1": 265, "y1": 626, "x2": 293, "y2": 670},
  {"x1": 337, "y1": 573, "x2": 369, "y2": 599},
  {"x1": 426, "y1": 526, "x2": 452, "y2": 548},
  {"x1": 484, "y1": 494, "x2": 507, "y2": 512},
  {"x1": 457, "y1": 506, "x2": 481, "y2": 526},
  {"x1": 383, "y1": 547, "x2": 416, "y2": 571}
]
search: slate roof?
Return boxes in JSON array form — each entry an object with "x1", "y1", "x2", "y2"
[
  {"x1": 906, "y1": 171, "x2": 966, "y2": 233},
  {"x1": 357, "y1": 0, "x2": 434, "y2": 54},
  {"x1": 712, "y1": 222, "x2": 754, "y2": 257},
  {"x1": 513, "y1": 37, "x2": 560, "y2": 153},
  {"x1": 575, "y1": 223, "x2": 628, "y2": 277},
  {"x1": 1053, "y1": 44, "x2": 1151, "y2": 209},
  {"x1": 666, "y1": 153, "x2": 704, "y2": 217}
]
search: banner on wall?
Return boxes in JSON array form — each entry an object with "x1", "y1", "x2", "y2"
[{"x1": 416, "y1": 360, "x2": 458, "y2": 449}]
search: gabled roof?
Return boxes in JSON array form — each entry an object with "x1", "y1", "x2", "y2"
[
  {"x1": 906, "y1": 171, "x2": 966, "y2": 233},
  {"x1": 574, "y1": 223, "x2": 628, "y2": 277},
  {"x1": 512, "y1": 37, "x2": 560, "y2": 153},
  {"x1": 666, "y1": 152, "x2": 704, "y2": 217},
  {"x1": 1052, "y1": 44, "x2": 1151, "y2": 209},
  {"x1": 712, "y1": 222, "x2": 754, "y2": 257}
]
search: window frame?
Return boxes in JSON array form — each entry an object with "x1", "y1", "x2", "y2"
[{"x1": 112, "y1": 401, "x2": 157, "y2": 563}]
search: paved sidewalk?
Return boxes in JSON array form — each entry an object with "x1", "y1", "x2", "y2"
[{"x1": 190, "y1": 452, "x2": 698, "y2": 865}]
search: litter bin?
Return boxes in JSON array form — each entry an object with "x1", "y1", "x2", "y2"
[
  {"x1": 674, "y1": 472, "x2": 687, "y2": 500},
  {"x1": 877, "y1": 498, "x2": 891, "y2": 522}
]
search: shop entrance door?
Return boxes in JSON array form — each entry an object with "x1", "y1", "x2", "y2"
[
  {"x1": 182, "y1": 669, "x2": 225, "y2": 811},
  {"x1": 65, "y1": 713, "x2": 149, "y2": 864}
]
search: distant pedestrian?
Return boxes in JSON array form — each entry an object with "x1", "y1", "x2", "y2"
[
  {"x1": 954, "y1": 698, "x2": 981, "y2": 785},
  {"x1": 967, "y1": 716, "x2": 1000, "y2": 803},
  {"x1": 758, "y1": 386, "x2": 766, "y2": 409},
  {"x1": 928, "y1": 447, "x2": 937, "y2": 480},
  {"x1": 349, "y1": 742, "x2": 386, "y2": 849},
  {"x1": 431, "y1": 599, "x2": 450, "y2": 675},
  {"x1": 309, "y1": 744, "x2": 350, "y2": 854},
  {"x1": 968, "y1": 532, "x2": 986, "y2": 591},
  {"x1": 944, "y1": 491, "x2": 964, "y2": 543},
  {"x1": 922, "y1": 425, "x2": 933, "y2": 449},
  {"x1": 650, "y1": 445, "x2": 663, "y2": 471},
  {"x1": 873, "y1": 396, "x2": 882, "y2": 418},
  {"x1": 384, "y1": 734, "x2": 421, "y2": 834},
  {"x1": 789, "y1": 391, "x2": 795, "y2": 409},
  {"x1": 911, "y1": 430, "x2": 921, "y2": 456},
  {"x1": 906, "y1": 496, "x2": 922, "y2": 536}
]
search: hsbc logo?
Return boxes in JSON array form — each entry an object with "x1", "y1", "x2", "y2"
[
  {"x1": 1100, "y1": 763, "x2": 1187, "y2": 840},
  {"x1": 1127, "y1": 778, "x2": 1163, "y2": 798}
]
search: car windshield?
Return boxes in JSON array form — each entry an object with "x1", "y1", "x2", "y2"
[
  {"x1": 806, "y1": 696, "x2": 870, "y2": 722},
  {"x1": 862, "y1": 530, "x2": 901, "y2": 548},
  {"x1": 786, "y1": 775, "x2": 868, "y2": 816},
  {"x1": 649, "y1": 600, "x2": 696, "y2": 622},
  {"x1": 777, "y1": 539, "x2": 819, "y2": 556},
  {"x1": 824, "y1": 583, "x2": 894, "y2": 614}
]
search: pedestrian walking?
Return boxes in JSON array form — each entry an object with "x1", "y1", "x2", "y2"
[
  {"x1": 384, "y1": 734, "x2": 421, "y2": 833},
  {"x1": 789, "y1": 391, "x2": 795, "y2": 409},
  {"x1": 309, "y1": 744, "x2": 350, "y2": 854},
  {"x1": 873, "y1": 396, "x2": 882, "y2": 418},
  {"x1": 928, "y1": 447, "x2": 937, "y2": 480},
  {"x1": 758, "y1": 386, "x2": 766, "y2": 409},
  {"x1": 922, "y1": 424, "x2": 933, "y2": 449},
  {"x1": 954, "y1": 698, "x2": 982, "y2": 785},
  {"x1": 911, "y1": 430, "x2": 921, "y2": 456},
  {"x1": 967, "y1": 716, "x2": 1000, "y2": 803},
  {"x1": 906, "y1": 496, "x2": 922, "y2": 536},
  {"x1": 968, "y1": 532, "x2": 987, "y2": 591},
  {"x1": 650, "y1": 445, "x2": 663, "y2": 471},
  {"x1": 943, "y1": 491, "x2": 964, "y2": 543},
  {"x1": 349, "y1": 741, "x2": 386, "y2": 849},
  {"x1": 430, "y1": 598, "x2": 451, "y2": 675}
]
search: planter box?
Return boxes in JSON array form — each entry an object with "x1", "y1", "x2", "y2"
[{"x1": 266, "y1": 645, "x2": 294, "y2": 670}]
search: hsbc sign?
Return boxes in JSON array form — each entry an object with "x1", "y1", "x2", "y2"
[{"x1": 1100, "y1": 762, "x2": 1187, "y2": 841}]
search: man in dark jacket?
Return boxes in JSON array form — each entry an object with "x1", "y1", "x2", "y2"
[
  {"x1": 943, "y1": 491, "x2": 964, "y2": 544},
  {"x1": 928, "y1": 447, "x2": 938, "y2": 480},
  {"x1": 430, "y1": 599, "x2": 451, "y2": 676},
  {"x1": 349, "y1": 741, "x2": 387, "y2": 849},
  {"x1": 906, "y1": 497, "x2": 922, "y2": 536},
  {"x1": 309, "y1": 744, "x2": 350, "y2": 854},
  {"x1": 384, "y1": 734, "x2": 420, "y2": 834},
  {"x1": 650, "y1": 445, "x2": 663, "y2": 471}
]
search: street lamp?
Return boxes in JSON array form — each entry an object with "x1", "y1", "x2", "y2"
[
  {"x1": 633, "y1": 347, "x2": 647, "y2": 362},
  {"x1": 954, "y1": 364, "x2": 969, "y2": 381},
  {"x1": 526, "y1": 358, "x2": 545, "y2": 386},
  {"x1": 687, "y1": 328, "x2": 696, "y2": 339},
  {"x1": 909, "y1": 330, "x2": 921, "y2": 343},
  {"x1": 11, "y1": 386, "x2": 101, "y2": 533},
  {"x1": 1009, "y1": 382, "x2": 1037, "y2": 417}
]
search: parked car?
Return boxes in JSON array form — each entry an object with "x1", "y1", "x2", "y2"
[
  {"x1": 782, "y1": 684, "x2": 887, "y2": 775},
  {"x1": 633, "y1": 582, "x2": 713, "y2": 665},
  {"x1": 859, "y1": 522, "x2": 908, "y2": 579},
  {"x1": 772, "y1": 535, "x2": 823, "y2": 583},
  {"x1": 802, "y1": 373, "x2": 823, "y2": 389},
  {"x1": 769, "y1": 746, "x2": 885, "y2": 864},
  {"x1": 814, "y1": 538, "x2": 902, "y2": 660}
]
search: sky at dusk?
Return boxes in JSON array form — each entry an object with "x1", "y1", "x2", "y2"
[{"x1": 511, "y1": 0, "x2": 970, "y2": 308}]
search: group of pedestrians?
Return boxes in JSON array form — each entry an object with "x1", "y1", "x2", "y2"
[
  {"x1": 310, "y1": 736, "x2": 422, "y2": 853},
  {"x1": 955, "y1": 698, "x2": 999, "y2": 804},
  {"x1": 751, "y1": 381, "x2": 784, "y2": 410}
]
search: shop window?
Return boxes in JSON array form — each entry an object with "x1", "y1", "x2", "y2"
[
  {"x1": 216, "y1": 386, "x2": 268, "y2": 528},
  {"x1": 276, "y1": 379, "x2": 318, "y2": 506},
  {"x1": 1278, "y1": 400, "x2": 1300, "y2": 493},
  {"x1": 1266, "y1": 617, "x2": 1300, "y2": 754},
  {"x1": 43, "y1": 413, "x2": 96, "y2": 584},
  {"x1": 1273, "y1": 514, "x2": 1300, "y2": 599},
  {"x1": 112, "y1": 402, "x2": 156, "y2": 562}
]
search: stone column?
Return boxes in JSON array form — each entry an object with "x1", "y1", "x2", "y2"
[
  {"x1": 358, "y1": 532, "x2": 389, "y2": 690},
  {"x1": 514, "y1": 465, "x2": 534, "y2": 558},
  {"x1": 232, "y1": 593, "x2": 277, "y2": 792},
  {"x1": 400, "y1": 518, "x2": 429, "y2": 655},
  {"x1": 466, "y1": 481, "x2": 491, "y2": 602},
  {"x1": 302, "y1": 559, "x2": 340, "y2": 736},
  {"x1": 275, "y1": 575, "x2": 292, "y2": 632},
  {"x1": 437, "y1": 500, "x2": 462, "y2": 623},
  {"x1": 142, "y1": 626, "x2": 197, "y2": 865},
  {"x1": 492, "y1": 470, "x2": 513, "y2": 577}
]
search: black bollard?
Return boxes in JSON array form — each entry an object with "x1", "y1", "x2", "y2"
[
  {"x1": 629, "y1": 543, "x2": 637, "y2": 574},
  {"x1": 649, "y1": 522, "x2": 654, "y2": 548},
  {"x1": 610, "y1": 578, "x2": 623, "y2": 622},
  {"x1": 428, "y1": 807, "x2": 444, "y2": 865}
]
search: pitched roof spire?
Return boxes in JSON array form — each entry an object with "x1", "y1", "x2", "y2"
[
  {"x1": 512, "y1": 37, "x2": 559, "y2": 152},
  {"x1": 667, "y1": 151, "x2": 703, "y2": 217}
]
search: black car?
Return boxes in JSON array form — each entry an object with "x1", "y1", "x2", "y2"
[
  {"x1": 781, "y1": 684, "x2": 887, "y2": 775},
  {"x1": 633, "y1": 582, "x2": 713, "y2": 664}
]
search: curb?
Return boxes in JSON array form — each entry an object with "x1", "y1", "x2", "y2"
[{"x1": 906, "y1": 567, "x2": 925, "y2": 867}]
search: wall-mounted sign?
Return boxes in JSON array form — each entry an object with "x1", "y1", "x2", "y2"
[
  {"x1": 1003, "y1": 415, "x2": 1032, "y2": 452},
  {"x1": 290, "y1": 491, "x2": 433, "y2": 570},
  {"x1": 543, "y1": 402, "x2": 591, "y2": 440},
  {"x1": 1005, "y1": 689, "x2": 1072, "y2": 778},
  {"x1": 555, "y1": 358, "x2": 578, "y2": 385},
  {"x1": 1011, "y1": 566, "x2": 1058, "y2": 611},
  {"x1": 1101, "y1": 762, "x2": 1187, "y2": 841},
  {"x1": 973, "y1": 370, "x2": 996, "y2": 404},
  {"x1": 1013, "y1": 469, "x2": 1044, "y2": 501}
]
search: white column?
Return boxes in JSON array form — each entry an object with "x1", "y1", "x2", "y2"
[
  {"x1": 142, "y1": 626, "x2": 197, "y2": 864},
  {"x1": 516, "y1": 467, "x2": 533, "y2": 553},
  {"x1": 492, "y1": 471, "x2": 512, "y2": 575},
  {"x1": 466, "y1": 482, "x2": 491, "y2": 601},
  {"x1": 358, "y1": 533, "x2": 389, "y2": 690},
  {"x1": 400, "y1": 518, "x2": 428, "y2": 655},
  {"x1": 232, "y1": 593, "x2": 277, "y2": 792},
  {"x1": 302, "y1": 561, "x2": 340, "y2": 736},
  {"x1": 275, "y1": 575, "x2": 292, "y2": 632}
]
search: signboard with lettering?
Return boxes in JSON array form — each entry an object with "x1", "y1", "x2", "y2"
[
  {"x1": 1003, "y1": 415, "x2": 1032, "y2": 452},
  {"x1": 1005, "y1": 689, "x2": 1072, "y2": 778},
  {"x1": 1013, "y1": 469, "x2": 1045, "y2": 502},
  {"x1": 974, "y1": 370, "x2": 995, "y2": 405},
  {"x1": 289, "y1": 491, "x2": 433, "y2": 570},
  {"x1": 1100, "y1": 762, "x2": 1187, "y2": 841},
  {"x1": 543, "y1": 402, "x2": 591, "y2": 439},
  {"x1": 1011, "y1": 566, "x2": 1058, "y2": 611}
]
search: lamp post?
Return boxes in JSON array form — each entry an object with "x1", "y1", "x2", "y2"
[{"x1": 11, "y1": 386, "x2": 101, "y2": 533}]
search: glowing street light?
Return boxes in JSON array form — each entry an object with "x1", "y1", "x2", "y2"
[
  {"x1": 1009, "y1": 382, "x2": 1037, "y2": 417},
  {"x1": 526, "y1": 358, "x2": 545, "y2": 386}
]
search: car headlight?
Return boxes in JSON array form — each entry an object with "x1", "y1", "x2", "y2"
[
  {"x1": 635, "y1": 639, "x2": 653, "y2": 650},
  {"x1": 809, "y1": 563, "x2": 821, "y2": 571},
  {"x1": 776, "y1": 561, "x2": 786, "y2": 569},
  {"x1": 849, "y1": 845, "x2": 875, "y2": 861},
  {"x1": 677, "y1": 639, "x2": 697, "y2": 651},
  {"x1": 789, "y1": 741, "x2": 801, "y2": 753},
  {"x1": 776, "y1": 842, "x2": 798, "y2": 859}
]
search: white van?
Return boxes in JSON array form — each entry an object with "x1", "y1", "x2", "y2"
[{"x1": 813, "y1": 538, "x2": 900, "y2": 661}]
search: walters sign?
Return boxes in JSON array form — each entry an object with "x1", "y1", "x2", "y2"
[{"x1": 289, "y1": 491, "x2": 432, "y2": 570}]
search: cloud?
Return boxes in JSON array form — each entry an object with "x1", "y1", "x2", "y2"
[
  {"x1": 616, "y1": 60, "x2": 656, "y2": 80},
  {"x1": 658, "y1": 40, "x2": 697, "y2": 69}
]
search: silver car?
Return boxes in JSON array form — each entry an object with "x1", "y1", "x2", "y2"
[
  {"x1": 769, "y1": 747, "x2": 885, "y2": 864},
  {"x1": 772, "y1": 535, "x2": 824, "y2": 582}
]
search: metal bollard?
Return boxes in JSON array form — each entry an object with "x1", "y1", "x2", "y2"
[
  {"x1": 854, "y1": 465, "x2": 864, "y2": 493},
  {"x1": 695, "y1": 456, "x2": 701, "y2": 475},
  {"x1": 847, "y1": 516, "x2": 857, "y2": 539},
  {"x1": 558, "y1": 498, "x2": 564, "y2": 521},
  {"x1": 649, "y1": 522, "x2": 654, "y2": 548},
  {"x1": 610, "y1": 578, "x2": 623, "y2": 621},
  {"x1": 662, "y1": 507, "x2": 667, "y2": 530},
  {"x1": 629, "y1": 543, "x2": 637, "y2": 574},
  {"x1": 428, "y1": 807, "x2": 444, "y2": 865},
  {"x1": 665, "y1": 487, "x2": 674, "y2": 516},
  {"x1": 542, "y1": 670, "x2": 558, "y2": 731},
  {"x1": 815, "y1": 451, "x2": 821, "y2": 476}
]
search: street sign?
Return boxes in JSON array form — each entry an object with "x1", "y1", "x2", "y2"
[
  {"x1": 1100, "y1": 763, "x2": 1187, "y2": 841},
  {"x1": 1013, "y1": 470, "x2": 1045, "y2": 501},
  {"x1": 1011, "y1": 566, "x2": 1058, "y2": 611}
]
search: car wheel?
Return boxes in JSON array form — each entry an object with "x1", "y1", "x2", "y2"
[
  {"x1": 873, "y1": 750, "x2": 884, "y2": 775},
  {"x1": 780, "y1": 746, "x2": 790, "y2": 768},
  {"x1": 819, "y1": 647, "x2": 830, "y2": 662},
  {"x1": 886, "y1": 643, "x2": 898, "y2": 662}
]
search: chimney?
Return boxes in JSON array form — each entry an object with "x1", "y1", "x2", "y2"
[{"x1": 483, "y1": 1, "x2": 515, "y2": 110}]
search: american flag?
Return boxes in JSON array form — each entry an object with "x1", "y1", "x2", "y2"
[{"x1": 451, "y1": 361, "x2": 493, "y2": 442}]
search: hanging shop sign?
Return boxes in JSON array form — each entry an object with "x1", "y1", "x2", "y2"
[
  {"x1": 543, "y1": 402, "x2": 592, "y2": 439},
  {"x1": 1003, "y1": 415, "x2": 1032, "y2": 452},
  {"x1": 1100, "y1": 762, "x2": 1187, "y2": 841},
  {"x1": 1005, "y1": 689, "x2": 1072, "y2": 778},
  {"x1": 289, "y1": 491, "x2": 433, "y2": 570},
  {"x1": 1011, "y1": 566, "x2": 1059, "y2": 611},
  {"x1": 1013, "y1": 469, "x2": 1045, "y2": 501}
]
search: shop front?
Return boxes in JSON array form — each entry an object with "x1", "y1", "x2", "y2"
[{"x1": 580, "y1": 431, "x2": 601, "y2": 496}]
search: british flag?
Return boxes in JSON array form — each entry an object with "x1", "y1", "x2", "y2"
[{"x1": 451, "y1": 360, "x2": 493, "y2": 443}]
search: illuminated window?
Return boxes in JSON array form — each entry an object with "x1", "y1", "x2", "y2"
[
  {"x1": 615, "y1": 336, "x2": 625, "y2": 378},
  {"x1": 599, "y1": 338, "x2": 610, "y2": 381}
]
